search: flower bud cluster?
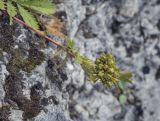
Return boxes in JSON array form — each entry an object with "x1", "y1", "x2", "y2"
[
  {"x1": 81, "y1": 54, "x2": 120, "y2": 87},
  {"x1": 94, "y1": 54, "x2": 120, "y2": 86}
]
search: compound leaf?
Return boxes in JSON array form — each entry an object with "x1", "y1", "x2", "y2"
[
  {"x1": 18, "y1": 5, "x2": 39, "y2": 29},
  {"x1": 0, "y1": 0, "x2": 5, "y2": 10},
  {"x1": 19, "y1": 0, "x2": 56, "y2": 15},
  {"x1": 7, "y1": 1, "x2": 17, "y2": 24}
]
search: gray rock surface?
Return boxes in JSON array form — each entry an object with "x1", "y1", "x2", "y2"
[
  {"x1": 0, "y1": 0, "x2": 160, "y2": 121},
  {"x1": 63, "y1": 0, "x2": 160, "y2": 121}
]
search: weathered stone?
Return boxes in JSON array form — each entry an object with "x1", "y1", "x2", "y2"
[{"x1": 0, "y1": 0, "x2": 160, "y2": 121}]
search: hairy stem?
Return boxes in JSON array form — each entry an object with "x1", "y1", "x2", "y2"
[
  {"x1": 13, "y1": 17, "x2": 74, "y2": 57},
  {"x1": 13, "y1": 17, "x2": 63, "y2": 47}
]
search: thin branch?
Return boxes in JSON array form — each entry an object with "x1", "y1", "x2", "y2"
[
  {"x1": 13, "y1": 17, "x2": 75, "y2": 57},
  {"x1": 13, "y1": 17, "x2": 63, "y2": 48}
]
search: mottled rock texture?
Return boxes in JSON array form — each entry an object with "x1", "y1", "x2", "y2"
[{"x1": 0, "y1": 0, "x2": 160, "y2": 121}]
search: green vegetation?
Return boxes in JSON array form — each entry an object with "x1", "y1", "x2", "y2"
[
  {"x1": 0, "y1": 0, "x2": 56, "y2": 29},
  {"x1": 0, "y1": 0, "x2": 132, "y2": 87},
  {"x1": 65, "y1": 37, "x2": 132, "y2": 87}
]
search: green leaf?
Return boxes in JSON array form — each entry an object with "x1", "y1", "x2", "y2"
[
  {"x1": 119, "y1": 71, "x2": 132, "y2": 82},
  {"x1": 0, "y1": 0, "x2": 5, "y2": 10},
  {"x1": 18, "y1": 5, "x2": 39, "y2": 29},
  {"x1": 75, "y1": 53, "x2": 83, "y2": 64},
  {"x1": 65, "y1": 37, "x2": 75, "y2": 49},
  {"x1": 7, "y1": 1, "x2": 17, "y2": 24},
  {"x1": 18, "y1": 0, "x2": 56, "y2": 15},
  {"x1": 119, "y1": 94, "x2": 127, "y2": 104},
  {"x1": 118, "y1": 81, "x2": 127, "y2": 92}
]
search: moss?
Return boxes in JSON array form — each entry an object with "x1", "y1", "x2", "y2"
[
  {"x1": 0, "y1": 105, "x2": 11, "y2": 121},
  {"x1": 4, "y1": 74, "x2": 42, "y2": 120},
  {"x1": 0, "y1": 14, "x2": 45, "y2": 74},
  {"x1": 7, "y1": 49, "x2": 24, "y2": 74},
  {"x1": 0, "y1": 48, "x2": 3, "y2": 59},
  {"x1": 0, "y1": 23, "x2": 15, "y2": 53},
  {"x1": 4, "y1": 74, "x2": 24, "y2": 102},
  {"x1": 22, "y1": 101, "x2": 42, "y2": 120},
  {"x1": 1, "y1": 16, "x2": 45, "y2": 119},
  {"x1": 22, "y1": 83, "x2": 43, "y2": 120},
  {"x1": 7, "y1": 48, "x2": 45, "y2": 73},
  {"x1": 28, "y1": 47, "x2": 45, "y2": 67}
]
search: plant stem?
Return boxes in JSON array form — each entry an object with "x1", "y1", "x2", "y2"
[
  {"x1": 13, "y1": 17, "x2": 74, "y2": 57},
  {"x1": 13, "y1": 17, "x2": 63, "y2": 48}
]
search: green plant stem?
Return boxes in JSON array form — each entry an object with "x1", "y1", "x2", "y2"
[{"x1": 13, "y1": 17, "x2": 75, "y2": 57}]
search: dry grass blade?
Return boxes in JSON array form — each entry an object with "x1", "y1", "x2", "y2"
[{"x1": 45, "y1": 17, "x2": 65, "y2": 39}]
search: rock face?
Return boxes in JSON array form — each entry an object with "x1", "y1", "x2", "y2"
[
  {"x1": 0, "y1": 14, "x2": 71, "y2": 121},
  {"x1": 0, "y1": 0, "x2": 160, "y2": 121}
]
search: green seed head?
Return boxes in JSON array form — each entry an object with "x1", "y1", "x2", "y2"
[
  {"x1": 80, "y1": 53, "x2": 120, "y2": 87},
  {"x1": 94, "y1": 53, "x2": 120, "y2": 86}
]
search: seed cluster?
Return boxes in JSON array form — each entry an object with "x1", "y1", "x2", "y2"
[
  {"x1": 80, "y1": 53, "x2": 121, "y2": 87},
  {"x1": 94, "y1": 54, "x2": 120, "y2": 86},
  {"x1": 81, "y1": 53, "x2": 120, "y2": 87}
]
